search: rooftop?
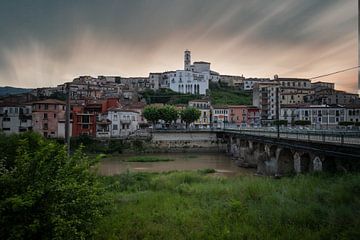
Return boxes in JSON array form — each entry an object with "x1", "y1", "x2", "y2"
[{"x1": 32, "y1": 99, "x2": 66, "y2": 105}]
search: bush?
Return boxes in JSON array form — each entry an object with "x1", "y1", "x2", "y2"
[
  {"x1": 0, "y1": 133, "x2": 105, "y2": 239},
  {"x1": 338, "y1": 121, "x2": 355, "y2": 126},
  {"x1": 273, "y1": 120, "x2": 288, "y2": 126},
  {"x1": 293, "y1": 120, "x2": 311, "y2": 126}
]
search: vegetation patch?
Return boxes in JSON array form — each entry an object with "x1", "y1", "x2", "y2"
[
  {"x1": 125, "y1": 156, "x2": 174, "y2": 162},
  {"x1": 96, "y1": 171, "x2": 360, "y2": 239}
]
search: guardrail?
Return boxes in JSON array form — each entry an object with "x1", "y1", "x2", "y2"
[
  {"x1": 151, "y1": 127, "x2": 360, "y2": 145},
  {"x1": 223, "y1": 128, "x2": 360, "y2": 146}
]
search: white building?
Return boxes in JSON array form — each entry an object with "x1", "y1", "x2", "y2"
[
  {"x1": 0, "y1": 105, "x2": 32, "y2": 134},
  {"x1": 169, "y1": 50, "x2": 213, "y2": 95},
  {"x1": 108, "y1": 109, "x2": 140, "y2": 137},
  {"x1": 188, "y1": 100, "x2": 211, "y2": 128},
  {"x1": 212, "y1": 105, "x2": 229, "y2": 128},
  {"x1": 253, "y1": 82, "x2": 281, "y2": 125},
  {"x1": 280, "y1": 104, "x2": 345, "y2": 127},
  {"x1": 169, "y1": 70, "x2": 209, "y2": 95}
]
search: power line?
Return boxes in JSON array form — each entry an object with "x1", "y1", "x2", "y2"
[{"x1": 309, "y1": 66, "x2": 360, "y2": 80}]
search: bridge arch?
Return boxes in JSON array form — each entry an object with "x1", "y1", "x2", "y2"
[{"x1": 278, "y1": 148, "x2": 294, "y2": 175}]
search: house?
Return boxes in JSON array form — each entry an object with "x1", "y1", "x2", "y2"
[
  {"x1": 0, "y1": 104, "x2": 32, "y2": 134},
  {"x1": 32, "y1": 99, "x2": 66, "y2": 138},
  {"x1": 188, "y1": 99, "x2": 211, "y2": 128},
  {"x1": 108, "y1": 109, "x2": 140, "y2": 137}
]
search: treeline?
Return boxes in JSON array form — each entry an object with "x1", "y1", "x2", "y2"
[{"x1": 143, "y1": 105, "x2": 201, "y2": 128}]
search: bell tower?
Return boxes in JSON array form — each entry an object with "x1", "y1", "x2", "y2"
[{"x1": 184, "y1": 49, "x2": 191, "y2": 71}]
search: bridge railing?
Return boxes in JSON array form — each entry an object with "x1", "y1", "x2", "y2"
[{"x1": 223, "y1": 127, "x2": 360, "y2": 145}]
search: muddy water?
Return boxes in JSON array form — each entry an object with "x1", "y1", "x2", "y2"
[{"x1": 98, "y1": 152, "x2": 255, "y2": 177}]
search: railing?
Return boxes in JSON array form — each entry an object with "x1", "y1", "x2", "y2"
[
  {"x1": 152, "y1": 127, "x2": 360, "y2": 145},
  {"x1": 222, "y1": 127, "x2": 360, "y2": 146}
]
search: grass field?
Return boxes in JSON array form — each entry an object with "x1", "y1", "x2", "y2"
[{"x1": 96, "y1": 171, "x2": 360, "y2": 239}]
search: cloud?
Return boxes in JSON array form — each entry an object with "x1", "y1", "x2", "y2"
[{"x1": 0, "y1": 0, "x2": 357, "y2": 92}]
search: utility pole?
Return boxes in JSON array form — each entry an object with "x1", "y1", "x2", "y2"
[
  {"x1": 276, "y1": 87, "x2": 280, "y2": 139},
  {"x1": 65, "y1": 82, "x2": 71, "y2": 156}
]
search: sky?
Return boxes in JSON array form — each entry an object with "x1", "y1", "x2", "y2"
[{"x1": 0, "y1": 0, "x2": 358, "y2": 92}]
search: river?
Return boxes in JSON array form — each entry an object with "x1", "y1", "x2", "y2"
[{"x1": 98, "y1": 152, "x2": 255, "y2": 177}]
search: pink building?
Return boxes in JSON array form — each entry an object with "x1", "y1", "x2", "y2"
[
  {"x1": 228, "y1": 105, "x2": 260, "y2": 127},
  {"x1": 32, "y1": 99, "x2": 66, "y2": 138}
]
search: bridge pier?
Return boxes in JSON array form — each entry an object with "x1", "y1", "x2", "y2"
[{"x1": 218, "y1": 129, "x2": 360, "y2": 175}]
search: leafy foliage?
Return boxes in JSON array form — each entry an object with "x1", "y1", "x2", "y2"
[
  {"x1": 338, "y1": 121, "x2": 356, "y2": 126},
  {"x1": 0, "y1": 133, "x2": 105, "y2": 239},
  {"x1": 143, "y1": 105, "x2": 161, "y2": 125},
  {"x1": 158, "y1": 105, "x2": 179, "y2": 124},
  {"x1": 180, "y1": 107, "x2": 201, "y2": 128},
  {"x1": 293, "y1": 120, "x2": 311, "y2": 126},
  {"x1": 273, "y1": 120, "x2": 288, "y2": 126}
]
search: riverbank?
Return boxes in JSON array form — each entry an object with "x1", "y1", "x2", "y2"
[{"x1": 95, "y1": 171, "x2": 360, "y2": 239}]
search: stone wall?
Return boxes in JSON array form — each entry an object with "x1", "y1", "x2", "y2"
[{"x1": 150, "y1": 131, "x2": 226, "y2": 153}]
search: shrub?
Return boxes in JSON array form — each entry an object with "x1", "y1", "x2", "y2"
[{"x1": 0, "y1": 133, "x2": 105, "y2": 239}]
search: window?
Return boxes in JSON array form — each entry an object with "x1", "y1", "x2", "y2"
[
  {"x1": 54, "y1": 114, "x2": 56, "y2": 118},
  {"x1": 43, "y1": 123, "x2": 48, "y2": 130},
  {"x1": 3, "y1": 117, "x2": 10, "y2": 122},
  {"x1": 82, "y1": 115, "x2": 90, "y2": 123},
  {"x1": 113, "y1": 124, "x2": 118, "y2": 130},
  {"x1": 82, "y1": 124, "x2": 89, "y2": 129},
  {"x1": 44, "y1": 113, "x2": 48, "y2": 119},
  {"x1": 45, "y1": 104, "x2": 48, "y2": 110}
]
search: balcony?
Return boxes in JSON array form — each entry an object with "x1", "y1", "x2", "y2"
[{"x1": 120, "y1": 119, "x2": 131, "y2": 124}]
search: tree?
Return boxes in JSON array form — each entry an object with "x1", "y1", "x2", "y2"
[
  {"x1": 180, "y1": 107, "x2": 201, "y2": 128},
  {"x1": 0, "y1": 133, "x2": 105, "y2": 239},
  {"x1": 272, "y1": 120, "x2": 288, "y2": 126},
  {"x1": 158, "y1": 105, "x2": 179, "y2": 125},
  {"x1": 143, "y1": 105, "x2": 160, "y2": 127},
  {"x1": 293, "y1": 120, "x2": 311, "y2": 126}
]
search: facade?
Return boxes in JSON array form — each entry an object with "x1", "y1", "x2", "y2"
[
  {"x1": 32, "y1": 99, "x2": 66, "y2": 138},
  {"x1": 253, "y1": 82, "x2": 281, "y2": 125},
  {"x1": 188, "y1": 100, "x2": 211, "y2": 128},
  {"x1": 212, "y1": 106, "x2": 229, "y2": 128},
  {"x1": 169, "y1": 70, "x2": 209, "y2": 95},
  {"x1": 108, "y1": 109, "x2": 140, "y2": 137},
  {"x1": 148, "y1": 73, "x2": 162, "y2": 90},
  {"x1": 345, "y1": 105, "x2": 360, "y2": 123},
  {"x1": 71, "y1": 106, "x2": 97, "y2": 137},
  {"x1": 220, "y1": 75, "x2": 245, "y2": 88},
  {"x1": 0, "y1": 105, "x2": 32, "y2": 134},
  {"x1": 277, "y1": 78, "x2": 313, "y2": 105},
  {"x1": 280, "y1": 104, "x2": 345, "y2": 127},
  {"x1": 228, "y1": 105, "x2": 260, "y2": 127},
  {"x1": 243, "y1": 78, "x2": 271, "y2": 91},
  {"x1": 311, "y1": 81, "x2": 335, "y2": 92},
  {"x1": 324, "y1": 90, "x2": 359, "y2": 105}
]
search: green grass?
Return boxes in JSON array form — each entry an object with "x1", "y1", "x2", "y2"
[
  {"x1": 210, "y1": 89, "x2": 252, "y2": 105},
  {"x1": 125, "y1": 156, "x2": 174, "y2": 162},
  {"x1": 96, "y1": 171, "x2": 360, "y2": 239}
]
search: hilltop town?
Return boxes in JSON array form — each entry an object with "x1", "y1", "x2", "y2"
[{"x1": 0, "y1": 50, "x2": 359, "y2": 138}]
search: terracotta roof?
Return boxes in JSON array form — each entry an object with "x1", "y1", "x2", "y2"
[{"x1": 31, "y1": 99, "x2": 66, "y2": 105}]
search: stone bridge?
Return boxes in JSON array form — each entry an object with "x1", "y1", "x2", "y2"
[
  {"x1": 220, "y1": 129, "x2": 360, "y2": 176},
  {"x1": 152, "y1": 128, "x2": 360, "y2": 175}
]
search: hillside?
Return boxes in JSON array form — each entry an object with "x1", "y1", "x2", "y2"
[
  {"x1": 209, "y1": 83, "x2": 252, "y2": 105},
  {"x1": 0, "y1": 86, "x2": 32, "y2": 96}
]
